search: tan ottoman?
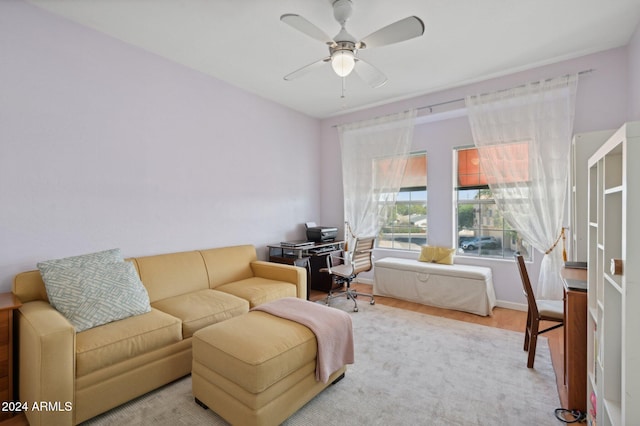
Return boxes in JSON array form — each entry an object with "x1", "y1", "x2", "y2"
[{"x1": 192, "y1": 310, "x2": 347, "y2": 426}]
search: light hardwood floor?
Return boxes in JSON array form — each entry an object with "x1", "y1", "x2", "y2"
[{"x1": 2, "y1": 285, "x2": 566, "y2": 425}]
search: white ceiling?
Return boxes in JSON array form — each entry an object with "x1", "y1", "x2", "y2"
[{"x1": 28, "y1": 0, "x2": 640, "y2": 119}]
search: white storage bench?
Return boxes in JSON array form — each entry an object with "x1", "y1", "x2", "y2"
[{"x1": 373, "y1": 257, "x2": 497, "y2": 316}]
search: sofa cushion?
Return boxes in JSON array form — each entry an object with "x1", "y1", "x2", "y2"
[
  {"x1": 38, "y1": 259, "x2": 152, "y2": 332},
  {"x1": 200, "y1": 245, "x2": 256, "y2": 288},
  {"x1": 216, "y1": 277, "x2": 297, "y2": 308},
  {"x1": 135, "y1": 250, "x2": 209, "y2": 303},
  {"x1": 76, "y1": 308, "x2": 182, "y2": 377},
  {"x1": 151, "y1": 289, "x2": 249, "y2": 338}
]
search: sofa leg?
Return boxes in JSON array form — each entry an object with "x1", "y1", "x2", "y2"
[
  {"x1": 195, "y1": 398, "x2": 209, "y2": 410},
  {"x1": 332, "y1": 372, "x2": 345, "y2": 385}
]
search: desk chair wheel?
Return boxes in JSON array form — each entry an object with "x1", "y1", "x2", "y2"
[{"x1": 370, "y1": 300, "x2": 375, "y2": 305}]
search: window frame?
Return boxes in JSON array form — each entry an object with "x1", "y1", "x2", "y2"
[
  {"x1": 376, "y1": 151, "x2": 428, "y2": 252},
  {"x1": 454, "y1": 146, "x2": 533, "y2": 260}
]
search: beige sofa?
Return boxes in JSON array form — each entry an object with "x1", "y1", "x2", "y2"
[{"x1": 12, "y1": 244, "x2": 306, "y2": 426}]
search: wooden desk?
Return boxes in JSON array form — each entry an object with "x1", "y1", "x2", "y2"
[
  {"x1": 268, "y1": 241, "x2": 345, "y2": 297},
  {"x1": 561, "y1": 267, "x2": 587, "y2": 412},
  {"x1": 0, "y1": 293, "x2": 22, "y2": 422}
]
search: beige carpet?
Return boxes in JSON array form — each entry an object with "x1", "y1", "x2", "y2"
[{"x1": 81, "y1": 301, "x2": 560, "y2": 425}]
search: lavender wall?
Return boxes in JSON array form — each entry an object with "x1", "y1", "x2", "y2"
[
  {"x1": 628, "y1": 25, "x2": 640, "y2": 120},
  {"x1": 0, "y1": 1, "x2": 321, "y2": 292},
  {"x1": 2, "y1": 1, "x2": 637, "y2": 303},
  {"x1": 320, "y1": 46, "x2": 632, "y2": 307}
]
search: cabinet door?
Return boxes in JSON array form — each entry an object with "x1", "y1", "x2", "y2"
[
  {"x1": 564, "y1": 289, "x2": 587, "y2": 411},
  {"x1": 309, "y1": 253, "x2": 341, "y2": 292},
  {"x1": 0, "y1": 310, "x2": 10, "y2": 421}
]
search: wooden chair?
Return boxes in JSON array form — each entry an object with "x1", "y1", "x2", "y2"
[
  {"x1": 515, "y1": 254, "x2": 564, "y2": 368},
  {"x1": 322, "y1": 236, "x2": 376, "y2": 312}
]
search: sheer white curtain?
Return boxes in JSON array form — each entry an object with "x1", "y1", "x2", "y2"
[
  {"x1": 337, "y1": 109, "x2": 417, "y2": 253},
  {"x1": 465, "y1": 74, "x2": 578, "y2": 300}
]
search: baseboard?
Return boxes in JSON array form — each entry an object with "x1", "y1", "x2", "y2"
[{"x1": 496, "y1": 300, "x2": 527, "y2": 312}]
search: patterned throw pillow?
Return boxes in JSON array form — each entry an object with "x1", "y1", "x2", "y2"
[
  {"x1": 38, "y1": 248, "x2": 123, "y2": 279},
  {"x1": 38, "y1": 248, "x2": 123, "y2": 310},
  {"x1": 418, "y1": 245, "x2": 456, "y2": 265},
  {"x1": 38, "y1": 249, "x2": 151, "y2": 332}
]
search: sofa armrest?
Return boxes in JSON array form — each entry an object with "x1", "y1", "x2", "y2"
[
  {"x1": 16, "y1": 301, "x2": 75, "y2": 426},
  {"x1": 250, "y1": 260, "x2": 307, "y2": 299}
]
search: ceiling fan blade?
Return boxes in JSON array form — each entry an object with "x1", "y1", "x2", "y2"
[
  {"x1": 284, "y1": 57, "x2": 331, "y2": 81},
  {"x1": 354, "y1": 58, "x2": 387, "y2": 88},
  {"x1": 280, "y1": 14, "x2": 335, "y2": 46},
  {"x1": 358, "y1": 16, "x2": 425, "y2": 49}
]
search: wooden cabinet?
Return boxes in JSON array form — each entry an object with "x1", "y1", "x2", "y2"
[
  {"x1": 562, "y1": 270, "x2": 587, "y2": 412},
  {"x1": 0, "y1": 293, "x2": 22, "y2": 422},
  {"x1": 587, "y1": 122, "x2": 640, "y2": 426},
  {"x1": 307, "y1": 253, "x2": 344, "y2": 293},
  {"x1": 268, "y1": 241, "x2": 345, "y2": 296}
]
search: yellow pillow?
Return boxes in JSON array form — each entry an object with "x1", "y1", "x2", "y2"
[{"x1": 418, "y1": 245, "x2": 455, "y2": 265}]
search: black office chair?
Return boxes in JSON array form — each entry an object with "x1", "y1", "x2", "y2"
[
  {"x1": 322, "y1": 236, "x2": 376, "y2": 312},
  {"x1": 515, "y1": 254, "x2": 564, "y2": 368}
]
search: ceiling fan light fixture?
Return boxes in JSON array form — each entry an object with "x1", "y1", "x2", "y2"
[
  {"x1": 281, "y1": 2, "x2": 425, "y2": 89},
  {"x1": 331, "y1": 50, "x2": 355, "y2": 77}
]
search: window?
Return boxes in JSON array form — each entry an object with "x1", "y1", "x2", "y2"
[
  {"x1": 376, "y1": 152, "x2": 427, "y2": 251},
  {"x1": 455, "y1": 146, "x2": 532, "y2": 260}
]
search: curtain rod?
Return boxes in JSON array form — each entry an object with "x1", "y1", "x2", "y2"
[
  {"x1": 332, "y1": 69, "x2": 594, "y2": 127},
  {"x1": 418, "y1": 68, "x2": 594, "y2": 113}
]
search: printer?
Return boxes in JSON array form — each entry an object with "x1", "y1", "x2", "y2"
[{"x1": 305, "y1": 222, "x2": 338, "y2": 242}]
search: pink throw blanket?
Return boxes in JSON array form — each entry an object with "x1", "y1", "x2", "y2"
[{"x1": 251, "y1": 297, "x2": 354, "y2": 383}]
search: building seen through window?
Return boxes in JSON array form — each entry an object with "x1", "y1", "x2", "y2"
[
  {"x1": 456, "y1": 146, "x2": 532, "y2": 260},
  {"x1": 376, "y1": 152, "x2": 427, "y2": 251}
]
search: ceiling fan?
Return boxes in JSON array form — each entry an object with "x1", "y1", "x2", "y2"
[{"x1": 281, "y1": 0, "x2": 425, "y2": 89}]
